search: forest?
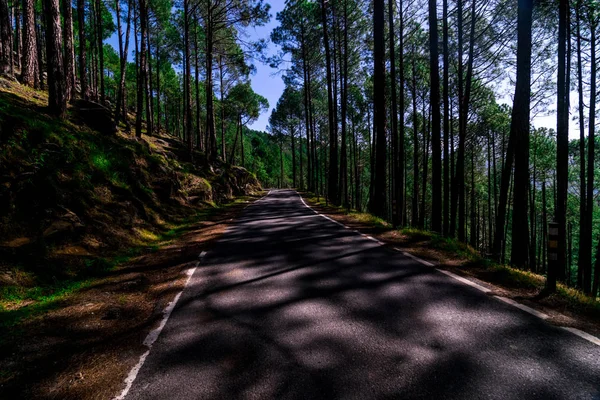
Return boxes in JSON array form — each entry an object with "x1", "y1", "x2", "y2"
[{"x1": 0, "y1": 0, "x2": 599, "y2": 301}]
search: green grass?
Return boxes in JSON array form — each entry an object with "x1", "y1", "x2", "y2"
[{"x1": 0, "y1": 194, "x2": 259, "y2": 329}]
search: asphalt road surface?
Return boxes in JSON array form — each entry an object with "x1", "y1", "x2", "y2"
[{"x1": 125, "y1": 189, "x2": 600, "y2": 400}]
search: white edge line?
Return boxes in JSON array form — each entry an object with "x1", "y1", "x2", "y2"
[
  {"x1": 113, "y1": 253, "x2": 209, "y2": 398},
  {"x1": 560, "y1": 327, "x2": 600, "y2": 346},
  {"x1": 436, "y1": 268, "x2": 492, "y2": 294},
  {"x1": 494, "y1": 296, "x2": 549, "y2": 320},
  {"x1": 296, "y1": 191, "x2": 600, "y2": 347}
]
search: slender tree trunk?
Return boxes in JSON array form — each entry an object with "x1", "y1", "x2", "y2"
[
  {"x1": 370, "y1": 0, "x2": 386, "y2": 218},
  {"x1": 291, "y1": 124, "x2": 296, "y2": 187},
  {"x1": 321, "y1": 0, "x2": 338, "y2": 205},
  {"x1": 389, "y1": 0, "x2": 400, "y2": 224},
  {"x1": 551, "y1": 0, "x2": 569, "y2": 292},
  {"x1": 443, "y1": 0, "x2": 450, "y2": 235},
  {"x1": 339, "y1": 0, "x2": 349, "y2": 208},
  {"x1": 584, "y1": 16, "x2": 596, "y2": 293},
  {"x1": 135, "y1": 0, "x2": 147, "y2": 138},
  {"x1": 194, "y1": 13, "x2": 202, "y2": 150},
  {"x1": 510, "y1": 0, "x2": 533, "y2": 268},
  {"x1": 0, "y1": 0, "x2": 13, "y2": 75},
  {"x1": 576, "y1": 0, "x2": 587, "y2": 289},
  {"x1": 184, "y1": 0, "x2": 192, "y2": 152},
  {"x1": 219, "y1": 55, "x2": 226, "y2": 158},
  {"x1": 240, "y1": 115, "x2": 245, "y2": 167},
  {"x1": 451, "y1": 0, "x2": 464, "y2": 238},
  {"x1": 411, "y1": 53, "x2": 419, "y2": 227},
  {"x1": 155, "y1": 28, "x2": 161, "y2": 133},
  {"x1": 429, "y1": 0, "x2": 442, "y2": 233},
  {"x1": 115, "y1": 0, "x2": 132, "y2": 130},
  {"x1": 145, "y1": 12, "x2": 153, "y2": 135},
  {"x1": 301, "y1": 23, "x2": 311, "y2": 191},
  {"x1": 15, "y1": 2, "x2": 21, "y2": 70},
  {"x1": 62, "y1": 0, "x2": 75, "y2": 101},
  {"x1": 95, "y1": 0, "x2": 104, "y2": 104},
  {"x1": 44, "y1": 0, "x2": 67, "y2": 117},
  {"x1": 593, "y1": 237, "x2": 600, "y2": 297},
  {"x1": 399, "y1": 0, "x2": 406, "y2": 226},
  {"x1": 21, "y1": 0, "x2": 39, "y2": 87},
  {"x1": 205, "y1": 10, "x2": 217, "y2": 159}
]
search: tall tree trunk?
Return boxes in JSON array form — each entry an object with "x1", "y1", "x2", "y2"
[
  {"x1": 370, "y1": 0, "x2": 386, "y2": 218},
  {"x1": 15, "y1": 2, "x2": 21, "y2": 70},
  {"x1": 510, "y1": 0, "x2": 533, "y2": 268},
  {"x1": 145, "y1": 12, "x2": 153, "y2": 136},
  {"x1": 155, "y1": 28, "x2": 161, "y2": 132},
  {"x1": 411, "y1": 53, "x2": 419, "y2": 227},
  {"x1": 576, "y1": 0, "x2": 587, "y2": 289},
  {"x1": 205, "y1": 10, "x2": 217, "y2": 159},
  {"x1": 240, "y1": 115, "x2": 245, "y2": 167},
  {"x1": 219, "y1": 56, "x2": 225, "y2": 157},
  {"x1": 0, "y1": 0, "x2": 13, "y2": 75},
  {"x1": 194, "y1": 13, "x2": 202, "y2": 149},
  {"x1": 291, "y1": 124, "x2": 296, "y2": 187},
  {"x1": 95, "y1": 0, "x2": 104, "y2": 104},
  {"x1": 44, "y1": 0, "x2": 67, "y2": 117},
  {"x1": 552, "y1": 0, "x2": 569, "y2": 292},
  {"x1": 450, "y1": 0, "x2": 464, "y2": 238},
  {"x1": 339, "y1": 0, "x2": 349, "y2": 208},
  {"x1": 62, "y1": 0, "x2": 75, "y2": 101},
  {"x1": 301, "y1": 21, "x2": 311, "y2": 191},
  {"x1": 584, "y1": 15, "x2": 596, "y2": 294},
  {"x1": 442, "y1": 0, "x2": 450, "y2": 235},
  {"x1": 115, "y1": 0, "x2": 132, "y2": 130},
  {"x1": 184, "y1": 0, "x2": 192, "y2": 152},
  {"x1": 21, "y1": 0, "x2": 39, "y2": 87},
  {"x1": 135, "y1": 0, "x2": 147, "y2": 138},
  {"x1": 399, "y1": 0, "x2": 406, "y2": 226},
  {"x1": 389, "y1": 0, "x2": 400, "y2": 224},
  {"x1": 321, "y1": 0, "x2": 338, "y2": 205},
  {"x1": 429, "y1": 0, "x2": 442, "y2": 233},
  {"x1": 593, "y1": 238, "x2": 600, "y2": 297}
]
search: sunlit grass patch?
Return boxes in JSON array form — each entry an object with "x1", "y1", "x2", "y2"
[{"x1": 348, "y1": 211, "x2": 391, "y2": 227}]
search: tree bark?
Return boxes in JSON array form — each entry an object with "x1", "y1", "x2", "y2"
[
  {"x1": 0, "y1": 0, "x2": 12, "y2": 75},
  {"x1": 429, "y1": 0, "x2": 442, "y2": 233},
  {"x1": 370, "y1": 0, "x2": 386, "y2": 218},
  {"x1": 552, "y1": 0, "x2": 569, "y2": 292},
  {"x1": 62, "y1": 0, "x2": 75, "y2": 101},
  {"x1": 321, "y1": 0, "x2": 338, "y2": 205},
  {"x1": 44, "y1": 0, "x2": 67, "y2": 117},
  {"x1": 21, "y1": 0, "x2": 39, "y2": 87},
  {"x1": 584, "y1": 12, "x2": 596, "y2": 293},
  {"x1": 135, "y1": 0, "x2": 147, "y2": 138},
  {"x1": 510, "y1": 0, "x2": 533, "y2": 268}
]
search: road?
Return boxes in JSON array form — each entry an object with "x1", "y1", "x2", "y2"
[{"x1": 124, "y1": 189, "x2": 600, "y2": 400}]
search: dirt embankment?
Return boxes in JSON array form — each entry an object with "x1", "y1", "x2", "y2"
[{"x1": 0, "y1": 79, "x2": 263, "y2": 399}]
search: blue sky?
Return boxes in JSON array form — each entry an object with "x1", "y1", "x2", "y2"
[
  {"x1": 106, "y1": 1, "x2": 284, "y2": 133},
  {"x1": 246, "y1": 1, "x2": 285, "y2": 132},
  {"x1": 107, "y1": 1, "x2": 574, "y2": 137}
]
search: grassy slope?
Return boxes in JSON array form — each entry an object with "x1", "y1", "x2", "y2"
[
  {"x1": 301, "y1": 193, "x2": 600, "y2": 332},
  {"x1": 0, "y1": 79, "x2": 260, "y2": 326}
]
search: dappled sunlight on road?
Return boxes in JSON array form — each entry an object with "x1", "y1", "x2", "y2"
[{"x1": 126, "y1": 190, "x2": 600, "y2": 400}]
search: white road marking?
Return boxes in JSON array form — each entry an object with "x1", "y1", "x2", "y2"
[
  {"x1": 297, "y1": 190, "x2": 600, "y2": 348},
  {"x1": 398, "y1": 250, "x2": 435, "y2": 267},
  {"x1": 436, "y1": 269, "x2": 492, "y2": 293},
  {"x1": 494, "y1": 296, "x2": 549, "y2": 320},
  {"x1": 114, "y1": 264, "x2": 199, "y2": 400},
  {"x1": 114, "y1": 193, "x2": 258, "y2": 399},
  {"x1": 561, "y1": 327, "x2": 600, "y2": 346}
]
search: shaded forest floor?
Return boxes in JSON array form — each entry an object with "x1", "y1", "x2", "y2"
[
  {"x1": 301, "y1": 193, "x2": 600, "y2": 338},
  {"x1": 0, "y1": 78, "x2": 264, "y2": 398}
]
